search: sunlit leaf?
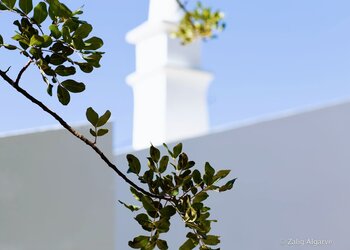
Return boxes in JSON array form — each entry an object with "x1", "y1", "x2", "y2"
[
  {"x1": 3, "y1": 0, "x2": 16, "y2": 9},
  {"x1": 33, "y1": 2, "x2": 48, "y2": 24},
  {"x1": 118, "y1": 200, "x2": 141, "y2": 212},
  {"x1": 84, "y1": 36, "x2": 103, "y2": 50},
  {"x1": 74, "y1": 23, "x2": 92, "y2": 39},
  {"x1": 19, "y1": 0, "x2": 33, "y2": 14}
]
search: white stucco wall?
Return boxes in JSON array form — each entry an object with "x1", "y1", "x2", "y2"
[
  {"x1": 0, "y1": 125, "x2": 116, "y2": 250},
  {"x1": 115, "y1": 101, "x2": 350, "y2": 250}
]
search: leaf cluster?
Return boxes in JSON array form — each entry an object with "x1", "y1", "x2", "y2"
[
  {"x1": 173, "y1": 2, "x2": 225, "y2": 44},
  {"x1": 120, "y1": 143, "x2": 236, "y2": 249},
  {"x1": 0, "y1": 0, "x2": 104, "y2": 105},
  {"x1": 86, "y1": 107, "x2": 111, "y2": 143}
]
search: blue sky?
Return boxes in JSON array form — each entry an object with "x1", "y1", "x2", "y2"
[{"x1": 0, "y1": 0, "x2": 350, "y2": 150}]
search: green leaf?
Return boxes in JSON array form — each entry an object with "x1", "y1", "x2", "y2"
[
  {"x1": 19, "y1": 0, "x2": 32, "y2": 14},
  {"x1": 213, "y1": 169, "x2": 230, "y2": 182},
  {"x1": 130, "y1": 186, "x2": 143, "y2": 201},
  {"x1": 147, "y1": 157, "x2": 157, "y2": 172},
  {"x1": 62, "y1": 46, "x2": 73, "y2": 55},
  {"x1": 61, "y1": 79, "x2": 85, "y2": 93},
  {"x1": 50, "y1": 54, "x2": 66, "y2": 65},
  {"x1": 178, "y1": 153, "x2": 188, "y2": 170},
  {"x1": 58, "y1": 3, "x2": 72, "y2": 17},
  {"x1": 41, "y1": 35, "x2": 52, "y2": 47},
  {"x1": 135, "y1": 213, "x2": 153, "y2": 231},
  {"x1": 142, "y1": 170, "x2": 154, "y2": 184},
  {"x1": 126, "y1": 154, "x2": 141, "y2": 175},
  {"x1": 128, "y1": 235, "x2": 150, "y2": 249},
  {"x1": 179, "y1": 239, "x2": 197, "y2": 250},
  {"x1": 13, "y1": 20, "x2": 21, "y2": 30},
  {"x1": 73, "y1": 23, "x2": 92, "y2": 39},
  {"x1": 156, "y1": 239, "x2": 168, "y2": 250},
  {"x1": 49, "y1": 24, "x2": 61, "y2": 39},
  {"x1": 89, "y1": 128, "x2": 96, "y2": 137},
  {"x1": 86, "y1": 107, "x2": 98, "y2": 126},
  {"x1": 97, "y1": 128, "x2": 108, "y2": 136},
  {"x1": 61, "y1": 26, "x2": 71, "y2": 43},
  {"x1": 191, "y1": 186, "x2": 198, "y2": 195},
  {"x1": 202, "y1": 235, "x2": 220, "y2": 246},
  {"x1": 160, "y1": 206, "x2": 176, "y2": 218},
  {"x1": 0, "y1": 2, "x2": 7, "y2": 10},
  {"x1": 72, "y1": 6, "x2": 83, "y2": 16},
  {"x1": 173, "y1": 143, "x2": 183, "y2": 158},
  {"x1": 1, "y1": 44, "x2": 14, "y2": 51},
  {"x1": 162, "y1": 143, "x2": 174, "y2": 158},
  {"x1": 33, "y1": 2, "x2": 48, "y2": 24},
  {"x1": 84, "y1": 36, "x2": 103, "y2": 50},
  {"x1": 118, "y1": 200, "x2": 141, "y2": 212},
  {"x1": 63, "y1": 18, "x2": 78, "y2": 32},
  {"x1": 170, "y1": 188, "x2": 179, "y2": 196},
  {"x1": 203, "y1": 162, "x2": 215, "y2": 185},
  {"x1": 186, "y1": 232, "x2": 198, "y2": 241},
  {"x1": 47, "y1": 0, "x2": 72, "y2": 20},
  {"x1": 0, "y1": 35, "x2": 3, "y2": 45},
  {"x1": 184, "y1": 207, "x2": 197, "y2": 223},
  {"x1": 3, "y1": 0, "x2": 16, "y2": 9},
  {"x1": 11, "y1": 33, "x2": 24, "y2": 42},
  {"x1": 141, "y1": 196, "x2": 156, "y2": 212},
  {"x1": 47, "y1": 84, "x2": 53, "y2": 96},
  {"x1": 185, "y1": 160, "x2": 195, "y2": 170},
  {"x1": 19, "y1": 41, "x2": 29, "y2": 50},
  {"x1": 12, "y1": 33, "x2": 29, "y2": 48},
  {"x1": 155, "y1": 218, "x2": 170, "y2": 233},
  {"x1": 55, "y1": 66, "x2": 76, "y2": 76},
  {"x1": 72, "y1": 37, "x2": 84, "y2": 50},
  {"x1": 193, "y1": 192, "x2": 209, "y2": 204},
  {"x1": 159, "y1": 155, "x2": 169, "y2": 173},
  {"x1": 76, "y1": 62, "x2": 93, "y2": 73},
  {"x1": 219, "y1": 178, "x2": 236, "y2": 192},
  {"x1": 83, "y1": 52, "x2": 102, "y2": 67},
  {"x1": 205, "y1": 162, "x2": 215, "y2": 177},
  {"x1": 29, "y1": 34, "x2": 44, "y2": 46},
  {"x1": 57, "y1": 85, "x2": 70, "y2": 105},
  {"x1": 96, "y1": 110, "x2": 111, "y2": 127},
  {"x1": 29, "y1": 47, "x2": 41, "y2": 58},
  {"x1": 192, "y1": 170, "x2": 202, "y2": 184},
  {"x1": 150, "y1": 145, "x2": 160, "y2": 163}
]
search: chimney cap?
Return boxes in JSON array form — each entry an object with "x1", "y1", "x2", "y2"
[{"x1": 126, "y1": 21, "x2": 177, "y2": 44}]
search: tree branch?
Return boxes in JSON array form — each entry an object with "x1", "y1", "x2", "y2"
[
  {"x1": 176, "y1": 0, "x2": 190, "y2": 13},
  {"x1": 15, "y1": 60, "x2": 32, "y2": 85},
  {"x1": 0, "y1": 67, "x2": 172, "y2": 201}
]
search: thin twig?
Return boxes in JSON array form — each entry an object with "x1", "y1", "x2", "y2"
[
  {"x1": 0, "y1": 67, "x2": 173, "y2": 202},
  {"x1": 176, "y1": 0, "x2": 189, "y2": 13},
  {"x1": 175, "y1": 0, "x2": 196, "y2": 29},
  {"x1": 15, "y1": 60, "x2": 32, "y2": 85}
]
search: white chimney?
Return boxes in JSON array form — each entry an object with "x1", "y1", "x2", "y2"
[{"x1": 126, "y1": 0, "x2": 213, "y2": 150}]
